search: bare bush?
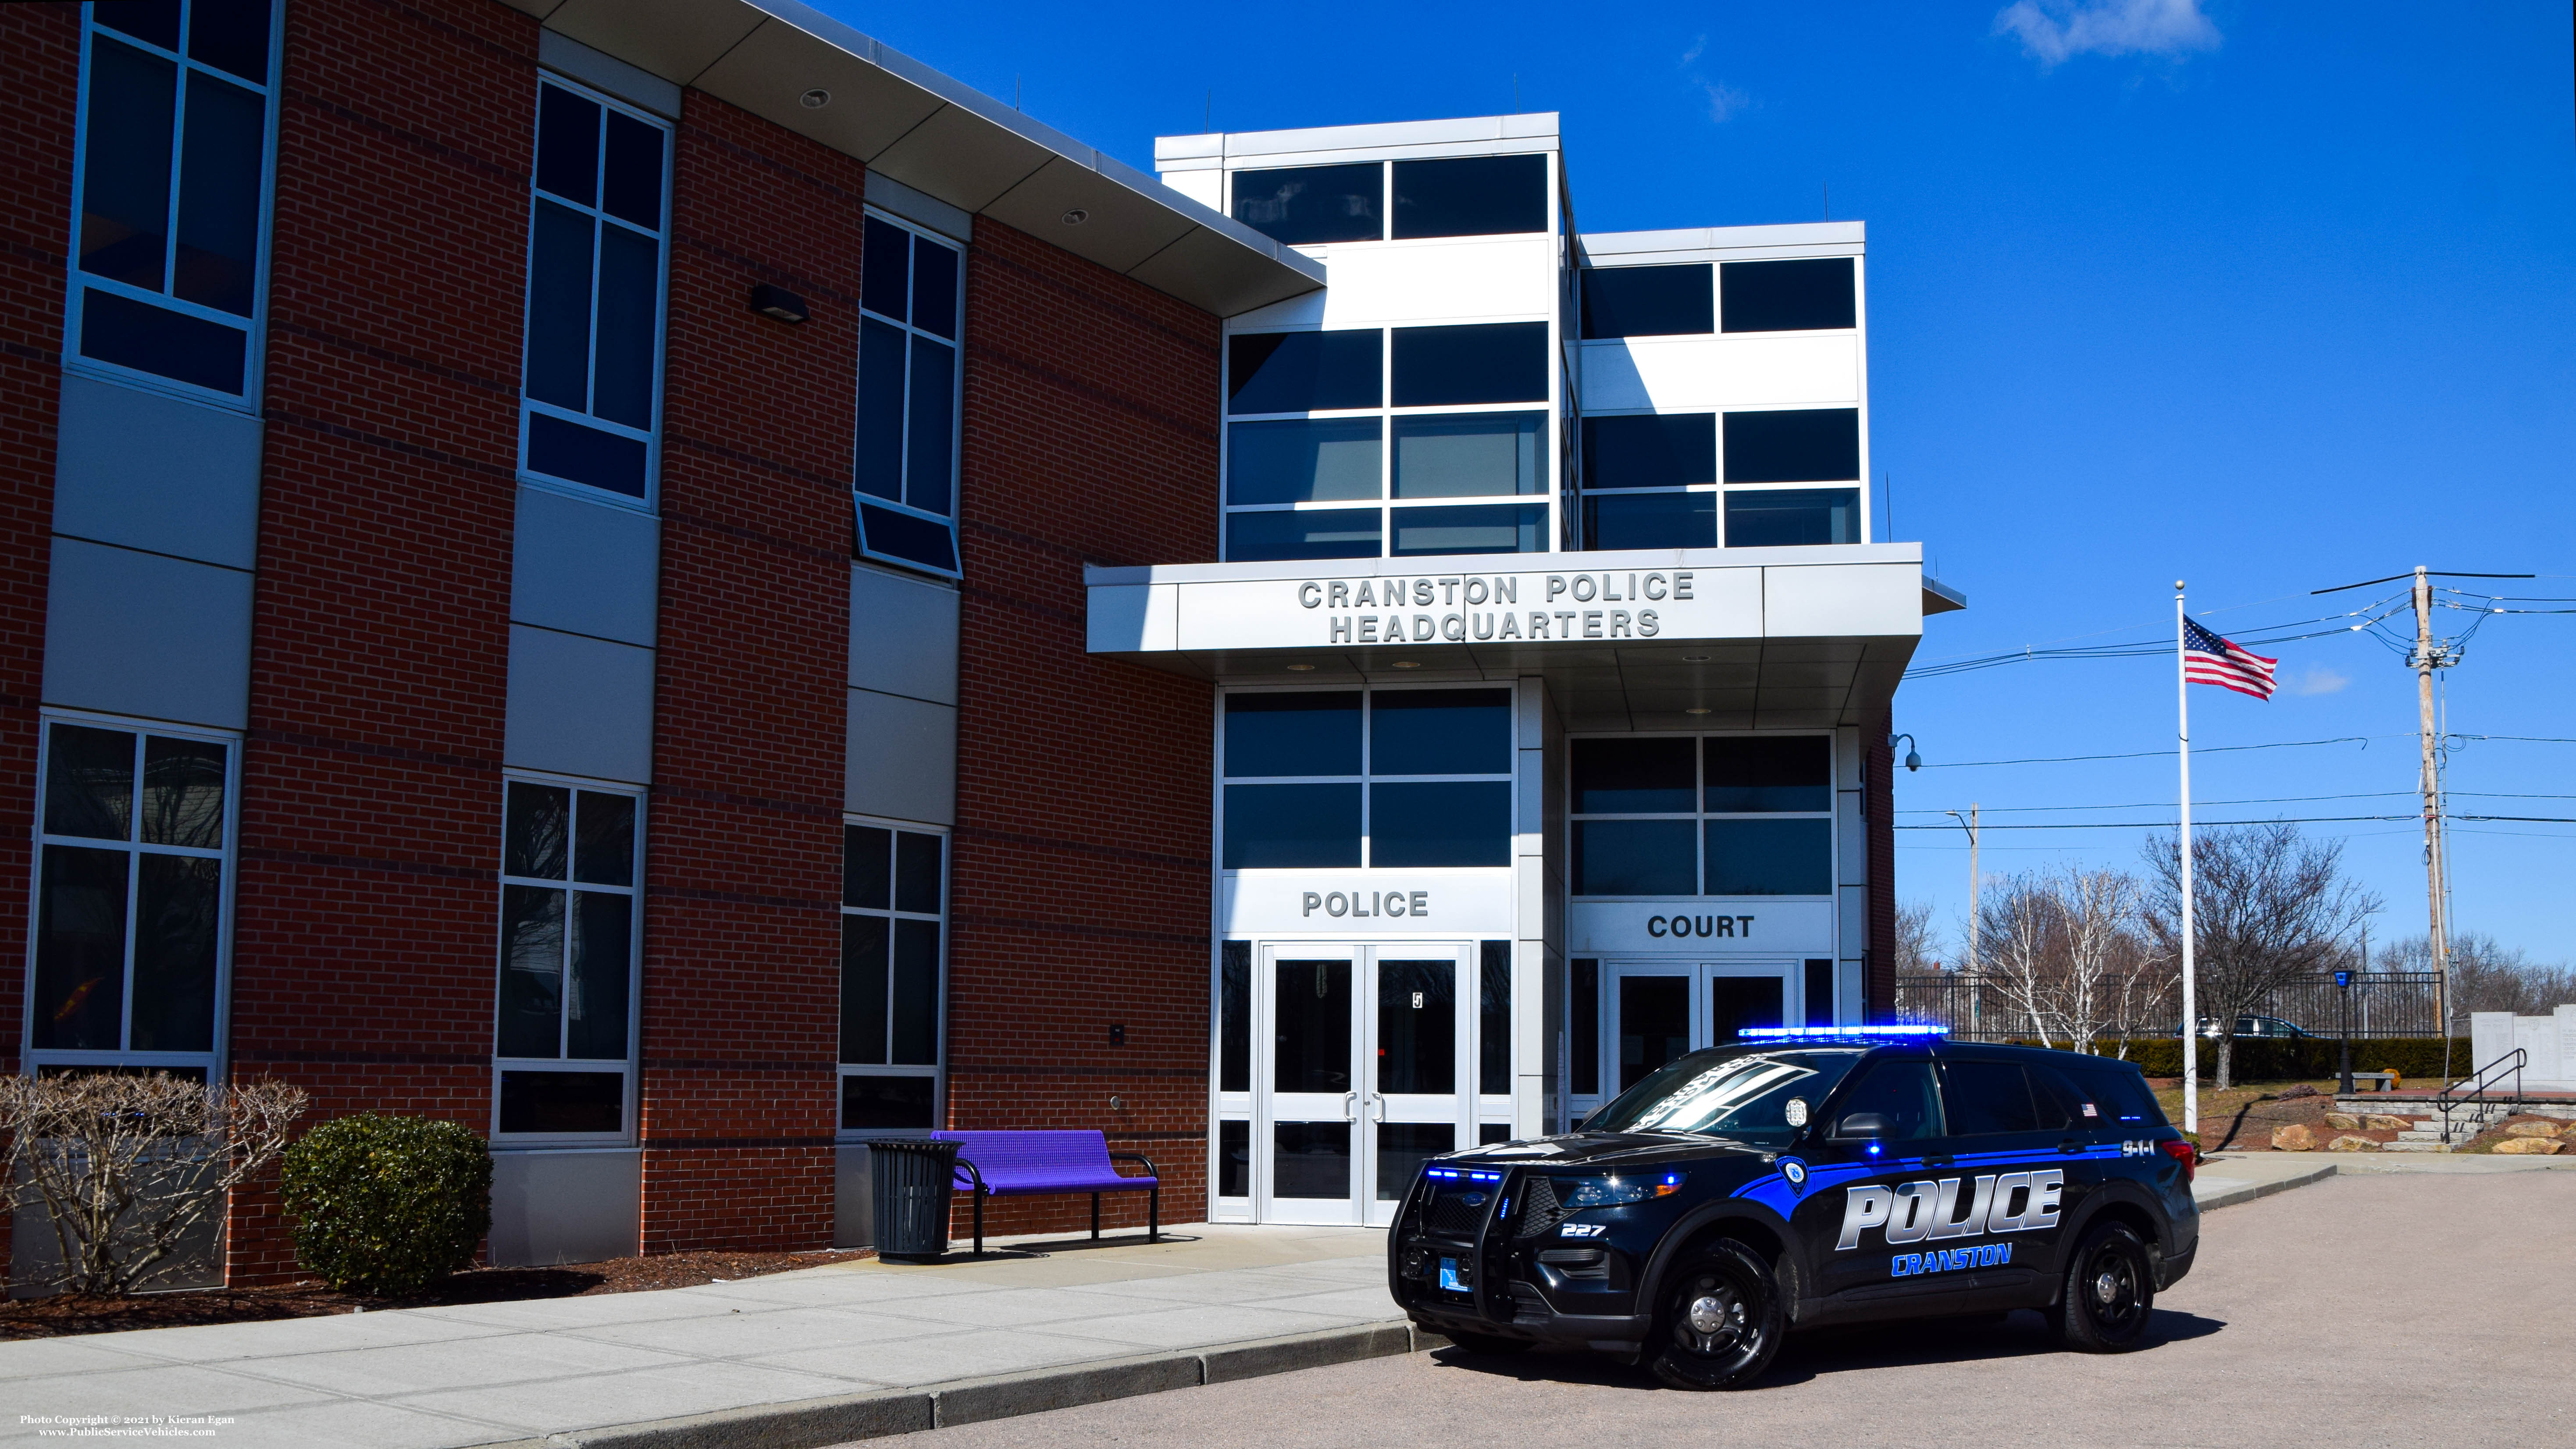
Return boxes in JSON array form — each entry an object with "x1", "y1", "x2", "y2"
[
  {"x1": 2377, "y1": 932, "x2": 2576, "y2": 1019},
  {"x1": 1974, "y1": 866, "x2": 2161, "y2": 1055},
  {"x1": 1895, "y1": 899, "x2": 1941, "y2": 974},
  {"x1": 0, "y1": 1073, "x2": 307, "y2": 1296}
]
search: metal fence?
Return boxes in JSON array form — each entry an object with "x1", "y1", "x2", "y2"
[{"x1": 1894, "y1": 971, "x2": 2448, "y2": 1044}]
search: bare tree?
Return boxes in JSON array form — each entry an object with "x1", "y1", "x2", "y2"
[
  {"x1": 2143, "y1": 823, "x2": 2379, "y2": 1089},
  {"x1": 2382, "y1": 932, "x2": 2576, "y2": 1018},
  {"x1": 1974, "y1": 867, "x2": 2154, "y2": 1055},
  {"x1": 1977, "y1": 875, "x2": 2060, "y2": 1048},
  {"x1": 0, "y1": 1072, "x2": 307, "y2": 1296},
  {"x1": 1895, "y1": 899, "x2": 1942, "y2": 974}
]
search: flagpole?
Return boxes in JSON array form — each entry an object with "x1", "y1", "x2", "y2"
[{"x1": 2175, "y1": 582, "x2": 2198, "y2": 1139}]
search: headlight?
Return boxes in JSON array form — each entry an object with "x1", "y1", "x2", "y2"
[{"x1": 1557, "y1": 1171, "x2": 1684, "y2": 1209}]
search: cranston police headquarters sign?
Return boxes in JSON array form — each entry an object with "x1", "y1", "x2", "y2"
[{"x1": 1290, "y1": 567, "x2": 1712, "y2": 644}]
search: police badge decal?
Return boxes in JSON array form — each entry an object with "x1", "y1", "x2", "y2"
[{"x1": 1779, "y1": 1157, "x2": 1808, "y2": 1192}]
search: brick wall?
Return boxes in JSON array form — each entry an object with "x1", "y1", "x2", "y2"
[
  {"x1": 634, "y1": 89, "x2": 860, "y2": 1254},
  {"x1": 945, "y1": 219, "x2": 1221, "y2": 1239},
  {"x1": 223, "y1": 0, "x2": 538, "y2": 1282},
  {"x1": 0, "y1": 0, "x2": 80, "y2": 1278}
]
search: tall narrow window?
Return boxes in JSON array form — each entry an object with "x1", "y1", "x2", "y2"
[
  {"x1": 495, "y1": 778, "x2": 642, "y2": 1138},
  {"x1": 854, "y1": 213, "x2": 964, "y2": 576},
  {"x1": 68, "y1": 0, "x2": 279, "y2": 403},
  {"x1": 520, "y1": 78, "x2": 670, "y2": 503},
  {"x1": 28, "y1": 718, "x2": 235, "y2": 1076},
  {"x1": 840, "y1": 820, "x2": 947, "y2": 1131}
]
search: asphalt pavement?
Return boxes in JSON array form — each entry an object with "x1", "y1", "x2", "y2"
[{"x1": 900, "y1": 1170, "x2": 2576, "y2": 1449}]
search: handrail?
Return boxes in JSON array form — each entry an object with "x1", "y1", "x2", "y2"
[{"x1": 2436, "y1": 1047, "x2": 2525, "y2": 1145}]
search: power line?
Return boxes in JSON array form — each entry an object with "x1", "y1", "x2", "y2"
[
  {"x1": 1917, "y1": 736, "x2": 2392, "y2": 768},
  {"x1": 1893, "y1": 813, "x2": 2576, "y2": 832},
  {"x1": 1893, "y1": 789, "x2": 2576, "y2": 817}
]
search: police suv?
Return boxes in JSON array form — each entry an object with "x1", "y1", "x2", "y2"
[{"x1": 1388, "y1": 1029, "x2": 2198, "y2": 1389}]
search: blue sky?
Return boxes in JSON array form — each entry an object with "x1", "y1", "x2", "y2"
[{"x1": 809, "y1": 0, "x2": 2576, "y2": 962}]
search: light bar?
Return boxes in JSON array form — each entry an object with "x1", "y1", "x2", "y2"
[
  {"x1": 1739, "y1": 1024, "x2": 1946, "y2": 1040},
  {"x1": 1424, "y1": 1166, "x2": 1505, "y2": 1183}
]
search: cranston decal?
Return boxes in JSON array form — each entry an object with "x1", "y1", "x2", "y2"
[
  {"x1": 1834, "y1": 1169, "x2": 2064, "y2": 1250},
  {"x1": 1892, "y1": 1243, "x2": 2014, "y2": 1277}
]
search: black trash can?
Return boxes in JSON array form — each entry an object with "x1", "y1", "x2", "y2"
[{"x1": 869, "y1": 1138, "x2": 961, "y2": 1262}]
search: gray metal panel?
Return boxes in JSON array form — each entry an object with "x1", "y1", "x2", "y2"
[
  {"x1": 488, "y1": 1149, "x2": 641, "y2": 1266},
  {"x1": 848, "y1": 564, "x2": 957, "y2": 704},
  {"x1": 984, "y1": 157, "x2": 1196, "y2": 274},
  {"x1": 52, "y1": 374, "x2": 263, "y2": 570},
  {"x1": 846, "y1": 687, "x2": 954, "y2": 825},
  {"x1": 506, "y1": 625, "x2": 656, "y2": 784},
  {"x1": 865, "y1": 171, "x2": 973, "y2": 242},
  {"x1": 541, "y1": 0, "x2": 763, "y2": 84},
  {"x1": 835, "y1": 1143, "x2": 874, "y2": 1248},
  {"x1": 540, "y1": 28, "x2": 683, "y2": 116},
  {"x1": 866, "y1": 102, "x2": 1055, "y2": 213},
  {"x1": 687, "y1": 15, "x2": 944, "y2": 160},
  {"x1": 1128, "y1": 226, "x2": 1327, "y2": 319},
  {"x1": 512, "y1": 486, "x2": 661, "y2": 648},
  {"x1": 43, "y1": 539, "x2": 251, "y2": 730}
]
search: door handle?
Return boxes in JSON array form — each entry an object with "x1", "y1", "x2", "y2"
[
  {"x1": 1344, "y1": 1092, "x2": 1358, "y2": 1121},
  {"x1": 1923, "y1": 1154, "x2": 1953, "y2": 1168},
  {"x1": 2057, "y1": 1139, "x2": 2083, "y2": 1154},
  {"x1": 1372, "y1": 1093, "x2": 1387, "y2": 1123}
]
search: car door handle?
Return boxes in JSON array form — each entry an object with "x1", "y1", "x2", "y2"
[
  {"x1": 1923, "y1": 1154, "x2": 1953, "y2": 1168},
  {"x1": 2057, "y1": 1139, "x2": 2083, "y2": 1154}
]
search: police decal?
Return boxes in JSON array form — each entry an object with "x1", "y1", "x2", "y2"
[{"x1": 1833, "y1": 1168, "x2": 2064, "y2": 1251}]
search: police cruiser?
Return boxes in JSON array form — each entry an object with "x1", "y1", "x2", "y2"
[{"x1": 1389, "y1": 1029, "x2": 2198, "y2": 1389}]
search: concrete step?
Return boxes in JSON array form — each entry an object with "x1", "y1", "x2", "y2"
[{"x1": 2376, "y1": 1141, "x2": 2455, "y2": 1153}]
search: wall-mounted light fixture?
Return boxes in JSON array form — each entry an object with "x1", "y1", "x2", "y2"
[
  {"x1": 748, "y1": 283, "x2": 809, "y2": 324},
  {"x1": 1887, "y1": 732, "x2": 1923, "y2": 771}
]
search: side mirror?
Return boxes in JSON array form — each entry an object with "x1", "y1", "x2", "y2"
[{"x1": 1833, "y1": 1111, "x2": 1890, "y2": 1142}]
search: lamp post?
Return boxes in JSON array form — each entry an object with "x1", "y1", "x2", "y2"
[{"x1": 2335, "y1": 968, "x2": 2354, "y2": 1097}]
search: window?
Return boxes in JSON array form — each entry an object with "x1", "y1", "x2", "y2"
[
  {"x1": 1226, "y1": 325, "x2": 1551, "y2": 561},
  {"x1": 520, "y1": 78, "x2": 670, "y2": 502},
  {"x1": 1832, "y1": 1059, "x2": 1943, "y2": 1140},
  {"x1": 1585, "y1": 491, "x2": 1714, "y2": 550},
  {"x1": 68, "y1": 0, "x2": 279, "y2": 403},
  {"x1": 1725, "y1": 488, "x2": 1861, "y2": 547},
  {"x1": 1720, "y1": 257, "x2": 1855, "y2": 333},
  {"x1": 1479, "y1": 939, "x2": 1511, "y2": 1098},
  {"x1": 841, "y1": 821, "x2": 946, "y2": 1131},
  {"x1": 1581, "y1": 264, "x2": 1713, "y2": 339},
  {"x1": 1231, "y1": 162, "x2": 1382, "y2": 245},
  {"x1": 28, "y1": 718, "x2": 234, "y2": 1073},
  {"x1": 1392, "y1": 155, "x2": 1549, "y2": 239},
  {"x1": 855, "y1": 214, "x2": 965, "y2": 575},
  {"x1": 495, "y1": 778, "x2": 642, "y2": 1138},
  {"x1": 1569, "y1": 734, "x2": 1833, "y2": 897},
  {"x1": 1804, "y1": 958, "x2": 1836, "y2": 1027},
  {"x1": 1221, "y1": 688, "x2": 1514, "y2": 870},
  {"x1": 1941, "y1": 1061, "x2": 2043, "y2": 1136},
  {"x1": 1579, "y1": 413, "x2": 1718, "y2": 550},
  {"x1": 1723, "y1": 409, "x2": 1859, "y2": 484}
]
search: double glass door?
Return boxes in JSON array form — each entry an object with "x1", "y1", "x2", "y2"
[
  {"x1": 1261, "y1": 943, "x2": 1471, "y2": 1227},
  {"x1": 1605, "y1": 961, "x2": 1796, "y2": 1097}
]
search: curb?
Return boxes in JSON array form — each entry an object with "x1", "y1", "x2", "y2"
[
  {"x1": 499, "y1": 1321, "x2": 1445, "y2": 1449},
  {"x1": 2192, "y1": 1161, "x2": 2338, "y2": 1211}
]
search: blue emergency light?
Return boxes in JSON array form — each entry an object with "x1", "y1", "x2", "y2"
[{"x1": 1737, "y1": 1024, "x2": 1946, "y2": 1040}]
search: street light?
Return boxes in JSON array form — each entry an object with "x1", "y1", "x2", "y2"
[{"x1": 2334, "y1": 967, "x2": 2354, "y2": 1097}]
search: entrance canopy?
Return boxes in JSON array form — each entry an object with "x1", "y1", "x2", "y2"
[{"x1": 1086, "y1": 544, "x2": 1964, "y2": 730}]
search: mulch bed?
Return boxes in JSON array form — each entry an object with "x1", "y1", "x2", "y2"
[{"x1": 0, "y1": 1246, "x2": 876, "y2": 1342}]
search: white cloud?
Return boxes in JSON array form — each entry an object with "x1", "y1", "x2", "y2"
[
  {"x1": 1700, "y1": 80, "x2": 1751, "y2": 123},
  {"x1": 2288, "y1": 664, "x2": 2351, "y2": 697},
  {"x1": 1681, "y1": 34, "x2": 1707, "y2": 66},
  {"x1": 1994, "y1": 0, "x2": 2221, "y2": 67}
]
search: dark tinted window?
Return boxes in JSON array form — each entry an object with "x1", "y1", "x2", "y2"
[
  {"x1": 1391, "y1": 322, "x2": 1547, "y2": 406},
  {"x1": 841, "y1": 1074, "x2": 934, "y2": 1130},
  {"x1": 1228, "y1": 418, "x2": 1381, "y2": 505},
  {"x1": 1584, "y1": 414, "x2": 1715, "y2": 490},
  {"x1": 1223, "y1": 783, "x2": 1361, "y2": 868},
  {"x1": 1586, "y1": 491, "x2": 1715, "y2": 550},
  {"x1": 1721, "y1": 257, "x2": 1855, "y2": 332},
  {"x1": 1226, "y1": 691, "x2": 1360, "y2": 776},
  {"x1": 1571, "y1": 958, "x2": 1600, "y2": 1095},
  {"x1": 1805, "y1": 958, "x2": 1835, "y2": 1027},
  {"x1": 1704, "y1": 819, "x2": 1831, "y2": 894},
  {"x1": 1392, "y1": 154, "x2": 1547, "y2": 239},
  {"x1": 861, "y1": 216, "x2": 910, "y2": 321},
  {"x1": 1372, "y1": 689, "x2": 1511, "y2": 775},
  {"x1": 1723, "y1": 408, "x2": 1859, "y2": 482},
  {"x1": 2026, "y1": 1061, "x2": 2090, "y2": 1130},
  {"x1": 1480, "y1": 940, "x2": 1511, "y2": 1096},
  {"x1": 1371, "y1": 782, "x2": 1510, "y2": 866},
  {"x1": 1392, "y1": 412, "x2": 1545, "y2": 497},
  {"x1": 1219, "y1": 941, "x2": 1251, "y2": 1093},
  {"x1": 190, "y1": 0, "x2": 274, "y2": 85},
  {"x1": 1703, "y1": 735, "x2": 1829, "y2": 811},
  {"x1": 1725, "y1": 488, "x2": 1861, "y2": 547},
  {"x1": 2066, "y1": 1063, "x2": 2165, "y2": 1126},
  {"x1": 1228, "y1": 507, "x2": 1381, "y2": 561},
  {"x1": 1390, "y1": 502, "x2": 1544, "y2": 555},
  {"x1": 1582, "y1": 264, "x2": 1712, "y2": 338},
  {"x1": 1572, "y1": 737, "x2": 1694, "y2": 812},
  {"x1": 1233, "y1": 162, "x2": 1382, "y2": 245},
  {"x1": 1229, "y1": 331, "x2": 1382, "y2": 414},
  {"x1": 1572, "y1": 819, "x2": 1696, "y2": 895},
  {"x1": 1832, "y1": 1058, "x2": 1942, "y2": 1139},
  {"x1": 1943, "y1": 1060, "x2": 2041, "y2": 1135}
]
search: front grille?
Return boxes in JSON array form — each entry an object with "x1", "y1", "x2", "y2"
[
  {"x1": 1425, "y1": 1187, "x2": 1489, "y2": 1239},
  {"x1": 1514, "y1": 1174, "x2": 1575, "y2": 1240}
]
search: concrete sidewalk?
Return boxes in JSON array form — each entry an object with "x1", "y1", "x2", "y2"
[
  {"x1": 2190, "y1": 1146, "x2": 2576, "y2": 1210},
  {"x1": 0, "y1": 1225, "x2": 1402, "y2": 1448}
]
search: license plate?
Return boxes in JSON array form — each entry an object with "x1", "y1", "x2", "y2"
[{"x1": 1437, "y1": 1258, "x2": 1465, "y2": 1292}]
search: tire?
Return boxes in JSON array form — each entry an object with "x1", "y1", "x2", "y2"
[
  {"x1": 1646, "y1": 1239, "x2": 1786, "y2": 1391},
  {"x1": 2051, "y1": 1222, "x2": 2157, "y2": 1353},
  {"x1": 1443, "y1": 1329, "x2": 1532, "y2": 1355}
]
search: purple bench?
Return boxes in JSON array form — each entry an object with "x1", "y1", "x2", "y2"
[{"x1": 935, "y1": 1129, "x2": 1159, "y2": 1256}]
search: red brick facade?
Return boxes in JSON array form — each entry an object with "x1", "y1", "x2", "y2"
[{"x1": 944, "y1": 221, "x2": 1222, "y2": 1239}]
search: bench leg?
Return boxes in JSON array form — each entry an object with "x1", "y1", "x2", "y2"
[
  {"x1": 973, "y1": 1189, "x2": 984, "y2": 1257},
  {"x1": 1091, "y1": 1192, "x2": 1101, "y2": 1240},
  {"x1": 1149, "y1": 1185, "x2": 1160, "y2": 1243}
]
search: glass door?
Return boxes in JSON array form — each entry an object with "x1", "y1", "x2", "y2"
[
  {"x1": 1606, "y1": 963, "x2": 1696, "y2": 1097},
  {"x1": 1707, "y1": 968, "x2": 1787, "y2": 1045},
  {"x1": 1261, "y1": 947, "x2": 1361, "y2": 1225},
  {"x1": 1366, "y1": 947, "x2": 1471, "y2": 1227}
]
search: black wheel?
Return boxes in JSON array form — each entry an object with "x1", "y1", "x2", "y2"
[
  {"x1": 2052, "y1": 1222, "x2": 2157, "y2": 1353},
  {"x1": 1646, "y1": 1239, "x2": 1785, "y2": 1391},
  {"x1": 1443, "y1": 1329, "x2": 1532, "y2": 1355}
]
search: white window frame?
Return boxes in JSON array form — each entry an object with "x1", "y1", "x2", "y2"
[
  {"x1": 852, "y1": 208, "x2": 966, "y2": 580},
  {"x1": 21, "y1": 710, "x2": 241, "y2": 1081},
  {"x1": 492, "y1": 770, "x2": 646, "y2": 1146},
  {"x1": 517, "y1": 74, "x2": 673, "y2": 512},
  {"x1": 64, "y1": 0, "x2": 285, "y2": 412},
  {"x1": 836, "y1": 813, "x2": 949, "y2": 1140},
  {"x1": 1565, "y1": 729, "x2": 1838, "y2": 901}
]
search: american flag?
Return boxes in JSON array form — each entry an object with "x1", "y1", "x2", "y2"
[{"x1": 2183, "y1": 618, "x2": 2277, "y2": 699}]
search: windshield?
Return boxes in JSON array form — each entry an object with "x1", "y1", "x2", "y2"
[{"x1": 1583, "y1": 1047, "x2": 1864, "y2": 1146}]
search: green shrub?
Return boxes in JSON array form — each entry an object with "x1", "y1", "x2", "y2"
[
  {"x1": 2055, "y1": 1037, "x2": 2470, "y2": 1083},
  {"x1": 279, "y1": 1114, "x2": 492, "y2": 1295}
]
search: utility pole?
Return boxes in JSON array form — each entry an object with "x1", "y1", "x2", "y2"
[
  {"x1": 1948, "y1": 806, "x2": 1981, "y2": 1040},
  {"x1": 2409, "y1": 567, "x2": 2451, "y2": 1077}
]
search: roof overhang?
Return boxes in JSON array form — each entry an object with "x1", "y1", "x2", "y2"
[
  {"x1": 1086, "y1": 544, "x2": 1965, "y2": 732},
  {"x1": 501, "y1": 0, "x2": 1325, "y2": 317}
]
